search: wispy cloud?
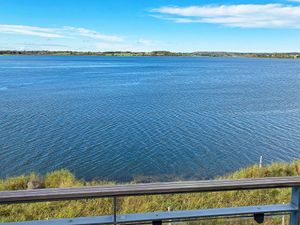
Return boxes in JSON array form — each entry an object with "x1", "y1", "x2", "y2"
[
  {"x1": 63, "y1": 26, "x2": 123, "y2": 42},
  {"x1": 95, "y1": 38, "x2": 163, "y2": 52},
  {"x1": 0, "y1": 25, "x2": 64, "y2": 38},
  {"x1": 0, "y1": 24, "x2": 163, "y2": 51},
  {"x1": 152, "y1": 4, "x2": 300, "y2": 28},
  {"x1": 137, "y1": 38, "x2": 154, "y2": 46},
  {"x1": 0, "y1": 24, "x2": 123, "y2": 42}
]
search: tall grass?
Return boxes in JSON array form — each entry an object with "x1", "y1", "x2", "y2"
[{"x1": 1, "y1": 160, "x2": 300, "y2": 224}]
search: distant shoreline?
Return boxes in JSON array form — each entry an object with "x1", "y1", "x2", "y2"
[{"x1": 1, "y1": 50, "x2": 300, "y2": 59}]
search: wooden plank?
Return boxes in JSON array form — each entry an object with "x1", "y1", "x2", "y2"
[
  {"x1": 1, "y1": 177, "x2": 300, "y2": 204},
  {"x1": 1, "y1": 204, "x2": 296, "y2": 225}
]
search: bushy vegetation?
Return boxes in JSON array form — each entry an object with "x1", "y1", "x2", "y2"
[{"x1": 1, "y1": 160, "x2": 300, "y2": 224}]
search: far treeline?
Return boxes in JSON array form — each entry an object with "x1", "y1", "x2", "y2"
[{"x1": 1, "y1": 50, "x2": 300, "y2": 59}]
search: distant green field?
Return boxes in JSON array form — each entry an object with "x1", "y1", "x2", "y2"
[{"x1": 1, "y1": 160, "x2": 299, "y2": 224}]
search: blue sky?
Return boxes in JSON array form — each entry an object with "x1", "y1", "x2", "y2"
[{"x1": 1, "y1": 0, "x2": 300, "y2": 52}]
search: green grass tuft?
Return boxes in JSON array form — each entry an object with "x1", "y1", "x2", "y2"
[{"x1": 1, "y1": 160, "x2": 300, "y2": 224}]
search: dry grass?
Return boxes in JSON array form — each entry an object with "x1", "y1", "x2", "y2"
[{"x1": 1, "y1": 160, "x2": 300, "y2": 224}]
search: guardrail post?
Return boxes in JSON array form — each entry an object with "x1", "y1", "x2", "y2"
[
  {"x1": 152, "y1": 220, "x2": 162, "y2": 225},
  {"x1": 113, "y1": 196, "x2": 117, "y2": 224},
  {"x1": 290, "y1": 187, "x2": 300, "y2": 225},
  {"x1": 254, "y1": 213, "x2": 264, "y2": 224}
]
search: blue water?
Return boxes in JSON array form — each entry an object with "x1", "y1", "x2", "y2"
[{"x1": 1, "y1": 56, "x2": 300, "y2": 181}]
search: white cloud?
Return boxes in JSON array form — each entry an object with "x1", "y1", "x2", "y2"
[
  {"x1": 0, "y1": 24, "x2": 163, "y2": 51},
  {"x1": 95, "y1": 42, "x2": 133, "y2": 51},
  {"x1": 152, "y1": 4, "x2": 300, "y2": 28},
  {"x1": 137, "y1": 38, "x2": 154, "y2": 46},
  {"x1": 95, "y1": 39, "x2": 162, "y2": 52},
  {"x1": 0, "y1": 24, "x2": 123, "y2": 42},
  {"x1": 63, "y1": 26, "x2": 123, "y2": 42},
  {"x1": 0, "y1": 25, "x2": 64, "y2": 38}
]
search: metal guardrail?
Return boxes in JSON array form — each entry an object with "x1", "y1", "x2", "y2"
[{"x1": 1, "y1": 176, "x2": 300, "y2": 225}]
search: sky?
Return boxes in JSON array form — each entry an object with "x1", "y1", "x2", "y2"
[{"x1": 1, "y1": 0, "x2": 300, "y2": 52}]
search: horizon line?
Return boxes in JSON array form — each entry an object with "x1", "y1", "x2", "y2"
[{"x1": 1, "y1": 50, "x2": 300, "y2": 54}]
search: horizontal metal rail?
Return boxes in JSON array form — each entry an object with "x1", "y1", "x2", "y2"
[
  {"x1": 1, "y1": 176, "x2": 300, "y2": 225},
  {"x1": 1, "y1": 176, "x2": 300, "y2": 204},
  {"x1": 1, "y1": 204, "x2": 297, "y2": 225}
]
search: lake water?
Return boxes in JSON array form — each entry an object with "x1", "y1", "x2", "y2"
[{"x1": 1, "y1": 56, "x2": 300, "y2": 181}]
